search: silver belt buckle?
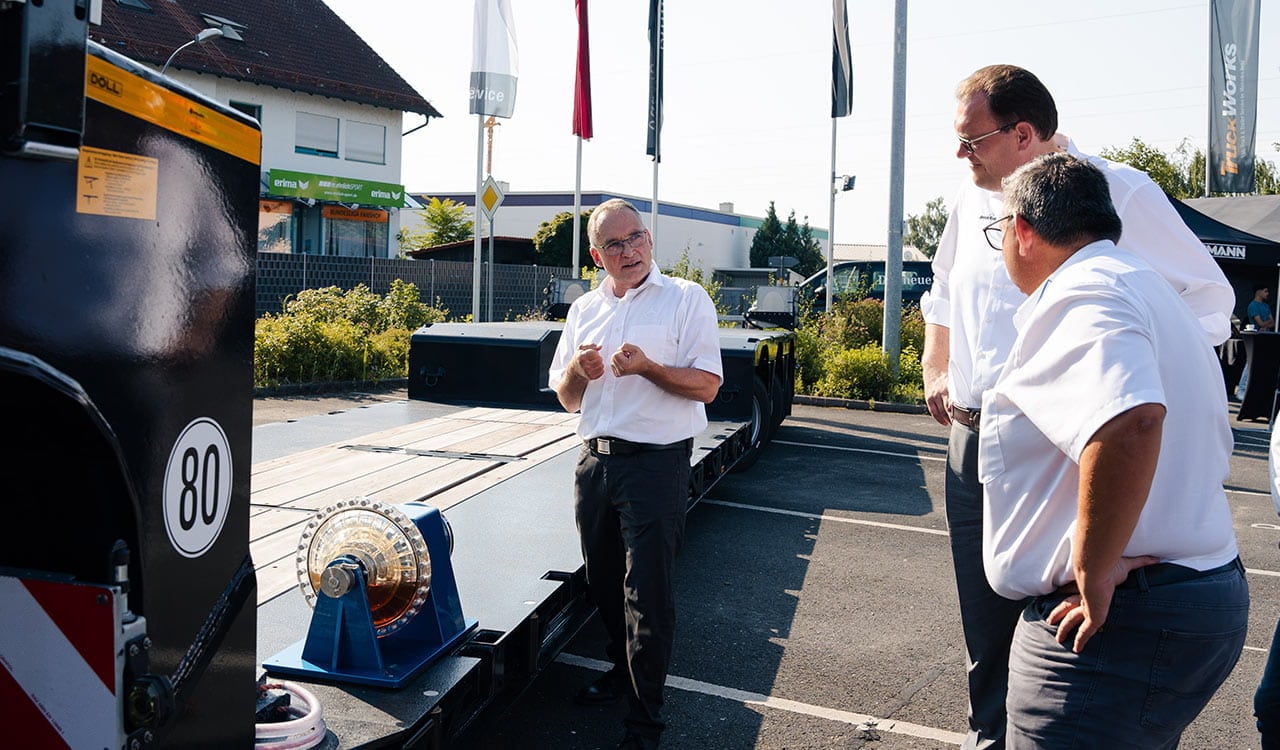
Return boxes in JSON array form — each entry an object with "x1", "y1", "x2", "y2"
[{"x1": 597, "y1": 438, "x2": 612, "y2": 455}]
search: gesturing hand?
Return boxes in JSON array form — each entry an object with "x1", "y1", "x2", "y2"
[
  {"x1": 574, "y1": 344, "x2": 605, "y2": 381},
  {"x1": 610, "y1": 343, "x2": 651, "y2": 377}
]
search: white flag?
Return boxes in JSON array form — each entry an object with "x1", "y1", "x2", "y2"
[{"x1": 470, "y1": 0, "x2": 519, "y2": 119}]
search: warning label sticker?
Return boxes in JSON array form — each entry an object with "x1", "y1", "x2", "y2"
[{"x1": 76, "y1": 146, "x2": 158, "y2": 220}]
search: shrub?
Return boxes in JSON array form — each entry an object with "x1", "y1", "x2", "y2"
[
  {"x1": 814, "y1": 345, "x2": 895, "y2": 400},
  {"x1": 254, "y1": 281, "x2": 447, "y2": 388}
]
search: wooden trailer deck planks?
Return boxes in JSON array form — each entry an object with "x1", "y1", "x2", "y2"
[{"x1": 249, "y1": 407, "x2": 581, "y2": 604}]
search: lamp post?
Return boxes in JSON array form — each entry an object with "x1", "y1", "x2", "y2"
[{"x1": 160, "y1": 28, "x2": 223, "y2": 76}]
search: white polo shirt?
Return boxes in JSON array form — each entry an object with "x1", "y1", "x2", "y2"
[
  {"x1": 548, "y1": 264, "x2": 723, "y2": 445},
  {"x1": 978, "y1": 241, "x2": 1237, "y2": 599},
  {"x1": 921, "y1": 140, "x2": 1235, "y2": 411}
]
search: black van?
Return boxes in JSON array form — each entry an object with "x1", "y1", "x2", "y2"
[{"x1": 797, "y1": 260, "x2": 934, "y2": 313}]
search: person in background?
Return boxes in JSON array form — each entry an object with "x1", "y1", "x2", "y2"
[
  {"x1": 985, "y1": 152, "x2": 1247, "y2": 747},
  {"x1": 919, "y1": 64, "x2": 1235, "y2": 749},
  {"x1": 1235, "y1": 284, "x2": 1275, "y2": 401},
  {"x1": 1249, "y1": 284, "x2": 1275, "y2": 331},
  {"x1": 548, "y1": 198, "x2": 723, "y2": 750}
]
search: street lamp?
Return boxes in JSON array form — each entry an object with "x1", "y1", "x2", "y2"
[{"x1": 160, "y1": 28, "x2": 223, "y2": 76}]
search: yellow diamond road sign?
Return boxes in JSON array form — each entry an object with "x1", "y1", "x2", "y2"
[{"x1": 480, "y1": 177, "x2": 504, "y2": 219}]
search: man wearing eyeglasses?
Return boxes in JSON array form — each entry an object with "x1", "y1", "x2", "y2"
[
  {"x1": 919, "y1": 64, "x2": 1234, "y2": 750},
  {"x1": 548, "y1": 198, "x2": 723, "y2": 750},
  {"x1": 981, "y1": 152, "x2": 1246, "y2": 747}
]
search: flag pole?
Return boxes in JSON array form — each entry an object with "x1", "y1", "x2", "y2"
[
  {"x1": 473, "y1": 113, "x2": 484, "y2": 322},
  {"x1": 573, "y1": 138, "x2": 583, "y2": 277},
  {"x1": 826, "y1": 118, "x2": 836, "y2": 314}
]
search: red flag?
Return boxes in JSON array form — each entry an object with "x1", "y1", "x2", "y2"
[{"x1": 573, "y1": 0, "x2": 593, "y2": 139}]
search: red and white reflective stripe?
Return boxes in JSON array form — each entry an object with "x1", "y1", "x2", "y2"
[{"x1": 0, "y1": 576, "x2": 118, "y2": 749}]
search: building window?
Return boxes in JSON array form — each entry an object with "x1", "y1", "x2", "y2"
[
  {"x1": 114, "y1": 0, "x2": 152, "y2": 11},
  {"x1": 230, "y1": 100, "x2": 261, "y2": 122},
  {"x1": 295, "y1": 112, "x2": 338, "y2": 158},
  {"x1": 323, "y1": 206, "x2": 389, "y2": 257},
  {"x1": 258, "y1": 200, "x2": 294, "y2": 253},
  {"x1": 345, "y1": 120, "x2": 386, "y2": 164}
]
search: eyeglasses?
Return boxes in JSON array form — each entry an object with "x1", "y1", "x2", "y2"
[
  {"x1": 983, "y1": 215, "x2": 1012, "y2": 251},
  {"x1": 958, "y1": 122, "x2": 1017, "y2": 155},
  {"x1": 600, "y1": 229, "x2": 648, "y2": 257}
]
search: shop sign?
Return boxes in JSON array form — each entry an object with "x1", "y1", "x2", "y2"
[
  {"x1": 267, "y1": 168, "x2": 405, "y2": 208},
  {"x1": 322, "y1": 206, "x2": 389, "y2": 223}
]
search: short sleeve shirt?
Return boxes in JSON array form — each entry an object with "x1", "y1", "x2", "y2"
[
  {"x1": 977, "y1": 242, "x2": 1237, "y2": 599},
  {"x1": 548, "y1": 264, "x2": 723, "y2": 444}
]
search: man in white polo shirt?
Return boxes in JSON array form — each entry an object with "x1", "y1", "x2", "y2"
[
  {"x1": 920, "y1": 64, "x2": 1235, "y2": 749},
  {"x1": 981, "y1": 153, "x2": 1247, "y2": 747}
]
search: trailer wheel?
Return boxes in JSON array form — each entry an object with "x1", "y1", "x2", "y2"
[
  {"x1": 770, "y1": 372, "x2": 788, "y2": 429},
  {"x1": 731, "y1": 376, "x2": 771, "y2": 472}
]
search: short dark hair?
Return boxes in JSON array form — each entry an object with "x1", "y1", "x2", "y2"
[
  {"x1": 957, "y1": 65, "x2": 1058, "y2": 141},
  {"x1": 1002, "y1": 153, "x2": 1122, "y2": 248},
  {"x1": 587, "y1": 198, "x2": 644, "y2": 249},
  {"x1": 1255, "y1": 283, "x2": 1270, "y2": 294}
]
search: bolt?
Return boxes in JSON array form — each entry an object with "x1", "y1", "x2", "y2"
[{"x1": 128, "y1": 643, "x2": 140, "y2": 657}]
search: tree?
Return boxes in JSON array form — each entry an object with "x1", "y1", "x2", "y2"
[
  {"x1": 749, "y1": 202, "x2": 786, "y2": 268},
  {"x1": 1100, "y1": 138, "x2": 1191, "y2": 197},
  {"x1": 397, "y1": 197, "x2": 474, "y2": 254},
  {"x1": 531, "y1": 210, "x2": 593, "y2": 268},
  {"x1": 749, "y1": 202, "x2": 821, "y2": 276},
  {"x1": 904, "y1": 196, "x2": 948, "y2": 258},
  {"x1": 1103, "y1": 137, "x2": 1280, "y2": 197}
]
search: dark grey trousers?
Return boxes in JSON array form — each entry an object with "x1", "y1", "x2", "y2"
[
  {"x1": 946, "y1": 422, "x2": 1028, "y2": 750},
  {"x1": 1007, "y1": 562, "x2": 1248, "y2": 748},
  {"x1": 575, "y1": 443, "x2": 691, "y2": 741}
]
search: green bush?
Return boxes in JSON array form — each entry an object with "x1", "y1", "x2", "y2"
[
  {"x1": 815, "y1": 345, "x2": 895, "y2": 400},
  {"x1": 254, "y1": 281, "x2": 447, "y2": 388},
  {"x1": 795, "y1": 297, "x2": 926, "y2": 405}
]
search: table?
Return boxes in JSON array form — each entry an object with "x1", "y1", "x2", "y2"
[{"x1": 1237, "y1": 331, "x2": 1280, "y2": 421}]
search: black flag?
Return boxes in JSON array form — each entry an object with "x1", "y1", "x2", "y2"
[{"x1": 646, "y1": 0, "x2": 663, "y2": 161}]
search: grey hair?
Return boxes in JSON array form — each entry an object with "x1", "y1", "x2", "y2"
[
  {"x1": 587, "y1": 198, "x2": 645, "y2": 249},
  {"x1": 1001, "y1": 153, "x2": 1122, "y2": 248}
]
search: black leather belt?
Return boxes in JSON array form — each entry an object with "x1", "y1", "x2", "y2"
[
  {"x1": 1117, "y1": 557, "x2": 1243, "y2": 589},
  {"x1": 950, "y1": 404, "x2": 981, "y2": 431},
  {"x1": 584, "y1": 437, "x2": 692, "y2": 456}
]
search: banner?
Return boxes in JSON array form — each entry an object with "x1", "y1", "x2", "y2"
[
  {"x1": 573, "y1": 0, "x2": 593, "y2": 139},
  {"x1": 646, "y1": 0, "x2": 663, "y2": 160},
  {"x1": 470, "y1": 0, "x2": 519, "y2": 119},
  {"x1": 832, "y1": 0, "x2": 853, "y2": 118},
  {"x1": 1208, "y1": 0, "x2": 1260, "y2": 193}
]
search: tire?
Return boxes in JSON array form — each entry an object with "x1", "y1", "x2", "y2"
[{"x1": 730, "y1": 376, "x2": 771, "y2": 473}]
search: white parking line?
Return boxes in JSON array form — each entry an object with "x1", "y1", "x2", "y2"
[
  {"x1": 703, "y1": 499, "x2": 949, "y2": 537},
  {"x1": 556, "y1": 653, "x2": 965, "y2": 746},
  {"x1": 773, "y1": 439, "x2": 946, "y2": 462}
]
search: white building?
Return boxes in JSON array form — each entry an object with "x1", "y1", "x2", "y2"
[
  {"x1": 408, "y1": 191, "x2": 830, "y2": 273},
  {"x1": 91, "y1": 0, "x2": 439, "y2": 258}
]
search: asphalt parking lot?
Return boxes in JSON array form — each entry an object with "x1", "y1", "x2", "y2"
[
  {"x1": 463, "y1": 402, "x2": 1280, "y2": 750},
  {"x1": 254, "y1": 393, "x2": 1280, "y2": 749}
]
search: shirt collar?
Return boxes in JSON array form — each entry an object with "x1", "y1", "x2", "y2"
[
  {"x1": 1012, "y1": 239, "x2": 1115, "y2": 330},
  {"x1": 602, "y1": 262, "x2": 664, "y2": 299}
]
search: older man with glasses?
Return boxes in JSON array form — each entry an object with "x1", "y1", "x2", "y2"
[
  {"x1": 549, "y1": 198, "x2": 723, "y2": 749},
  {"x1": 918, "y1": 64, "x2": 1234, "y2": 750}
]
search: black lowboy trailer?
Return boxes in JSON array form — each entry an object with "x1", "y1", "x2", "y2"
[{"x1": 0, "y1": 5, "x2": 796, "y2": 747}]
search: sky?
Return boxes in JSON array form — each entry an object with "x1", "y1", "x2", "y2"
[{"x1": 323, "y1": 0, "x2": 1280, "y2": 247}]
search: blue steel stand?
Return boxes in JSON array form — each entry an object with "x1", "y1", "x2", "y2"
[{"x1": 264, "y1": 504, "x2": 477, "y2": 688}]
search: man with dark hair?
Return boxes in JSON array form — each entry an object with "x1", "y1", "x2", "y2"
[
  {"x1": 549, "y1": 198, "x2": 723, "y2": 749},
  {"x1": 1249, "y1": 284, "x2": 1275, "y2": 331},
  {"x1": 983, "y1": 152, "x2": 1247, "y2": 747},
  {"x1": 920, "y1": 64, "x2": 1235, "y2": 749}
]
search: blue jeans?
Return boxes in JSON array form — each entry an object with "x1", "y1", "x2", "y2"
[
  {"x1": 946, "y1": 422, "x2": 1028, "y2": 749},
  {"x1": 1007, "y1": 560, "x2": 1249, "y2": 749}
]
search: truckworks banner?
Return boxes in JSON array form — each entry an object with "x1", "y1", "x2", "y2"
[{"x1": 1208, "y1": 0, "x2": 1261, "y2": 194}]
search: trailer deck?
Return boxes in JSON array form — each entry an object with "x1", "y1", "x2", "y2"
[{"x1": 253, "y1": 400, "x2": 750, "y2": 747}]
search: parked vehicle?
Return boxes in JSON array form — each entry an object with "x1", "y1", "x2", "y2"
[{"x1": 798, "y1": 260, "x2": 934, "y2": 313}]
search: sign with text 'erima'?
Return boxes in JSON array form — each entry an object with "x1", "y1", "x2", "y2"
[{"x1": 267, "y1": 169, "x2": 405, "y2": 208}]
